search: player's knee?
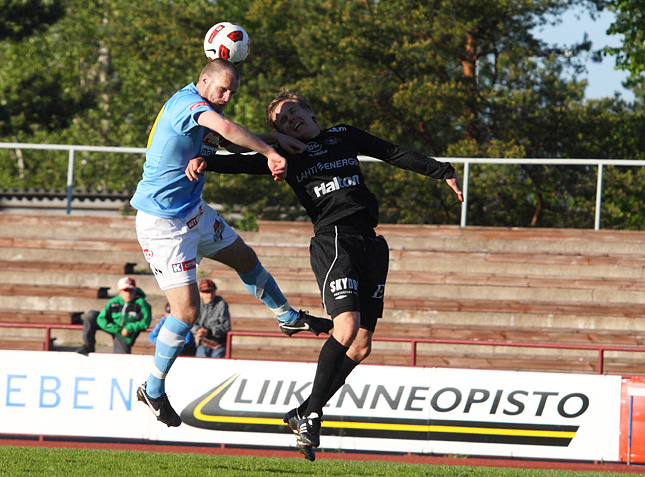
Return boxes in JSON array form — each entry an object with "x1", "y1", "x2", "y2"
[
  {"x1": 349, "y1": 342, "x2": 371, "y2": 362},
  {"x1": 171, "y1": 304, "x2": 200, "y2": 326},
  {"x1": 230, "y1": 243, "x2": 260, "y2": 274},
  {"x1": 332, "y1": 313, "x2": 360, "y2": 346}
]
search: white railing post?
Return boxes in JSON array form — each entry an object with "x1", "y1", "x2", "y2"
[
  {"x1": 595, "y1": 163, "x2": 604, "y2": 231},
  {"x1": 66, "y1": 148, "x2": 75, "y2": 215},
  {"x1": 460, "y1": 161, "x2": 470, "y2": 227},
  {"x1": 0, "y1": 144, "x2": 640, "y2": 226}
]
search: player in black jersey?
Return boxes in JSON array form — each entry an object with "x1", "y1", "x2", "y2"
[{"x1": 185, "y1": 90, "x2": 463, "y2": 460}]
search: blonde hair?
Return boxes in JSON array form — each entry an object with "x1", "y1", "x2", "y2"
[{"x1": 265, "y1": 89, "x2": 314, "y2": 130}]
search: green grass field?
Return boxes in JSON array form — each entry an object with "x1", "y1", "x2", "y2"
[{"x1": 0, "y1": 446, "x2": 632, "y2": 476}]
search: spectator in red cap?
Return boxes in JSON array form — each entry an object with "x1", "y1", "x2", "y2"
[
  {"x1": 192, "y1": 279, "x2": 231, "y2": 358},
  {"x1": 75, "y1": 276, "x2": 152, "y2": 355}
]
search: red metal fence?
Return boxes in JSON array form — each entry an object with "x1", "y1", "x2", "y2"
[{"x1": 3, "y1": 322, "x2": 645, "y2": 375}]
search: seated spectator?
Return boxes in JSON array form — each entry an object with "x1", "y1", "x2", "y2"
[
  {"x1": 75, "y1": 277, "x2": 152, "y2": 355},
  {"x1": 193, "y1": 279, "x2": 231, "y2": 358},
  {"x1": 149, "y1": 303, "x2": 196, "y2": 356}
]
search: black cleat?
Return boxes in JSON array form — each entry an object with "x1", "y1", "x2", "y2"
[
  {"x1": 136, "y1": 382, "x2": 182, "y2": 427},
  {"x1": 297, "y1": 437, "x2": 316, "y2": 461},
  {"x1": 285, "y1": 408, "x2": 315, "y2": 460},
  {"x1": 284, "y1": 408, "x2": 301, "y2": 434},
  {"x1": 279, "y1": 310, "x2": 333, "y2": 337},
  {"x1": 298, "y1": 413, "x2": 321, "y2": 448}
]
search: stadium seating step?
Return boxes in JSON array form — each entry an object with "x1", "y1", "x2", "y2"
[
  {"x1": 0, "y1": 309, "x2": 82, "y2": 325},
  {"x1": 0, "y1": 283, "x2": 109, "y2": 299},
  {"x1": 0, "y1": 259, "x2": 136, "y2": 275}
]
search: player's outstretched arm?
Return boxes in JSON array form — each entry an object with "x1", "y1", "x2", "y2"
[
  {"x1": 258, "y1": 132, "x2": 306, "y2": 155},
  {"x1": 185, "y1": 153, "x2": 272, "y2": 181},
  {"x1": 197, "y1": 110, "x2": 287, "y2": 180}
]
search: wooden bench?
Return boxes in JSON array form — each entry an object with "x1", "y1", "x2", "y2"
[
  {"x1": 375, "y1": 322, "x2": 645, "y2": 346},
  {"x1": 0, "y1": 236, "x2": 141, "y2": 253},
  {"x1": 0, "y1": 259, "x2": 135, "y2": 275},
  {"x1": 0, "y1": 309, "x2": 83, "y2": 325},
  {"x1": 383, "y1": 295, "x2": 645, "y2": 319},
  {"x1": 227, "y1": 343, "x2": 645, "y2": 376},
  {"x1": 229, "y1": 344, "x2": 320, "y2": 362},
  {"x1": 228, "y1": 317, "x2": 645, "y2": 348},
  {"x1": 0, "y1": 213, "x2": 135, "y2": 228},
  {"x1": 0, "y1": 284, "x2": 109, "y2": 299},
  {"x1": 193, "y1": 260, "x2": 645, "y2": 291},
  {"x1": 0, "y1": 336, "x2": 48, "y2": 351}
]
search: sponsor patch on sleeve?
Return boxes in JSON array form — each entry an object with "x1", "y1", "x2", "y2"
[{"x1": 190, "y1": 101, "x2": 209, "y2": 111}]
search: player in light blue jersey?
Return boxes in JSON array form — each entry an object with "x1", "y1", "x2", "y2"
[{"x1": 131, "y1": 59, "x2": 332, "y2": 427}]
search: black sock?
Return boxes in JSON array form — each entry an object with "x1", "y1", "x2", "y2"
[
  {"x1": 304, "y1": 335, "x2": 349, "y2": 418},
  {"x1": 298, "y1": 355, "x2": 358, "y2": 416}
]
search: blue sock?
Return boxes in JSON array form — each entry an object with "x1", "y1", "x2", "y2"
[
  {"x1": 146, "y1": 314, "x2": 190, "y2": 398},
  {"x1": 238, "y1": 262, "x2": 299, "y2": 324}
]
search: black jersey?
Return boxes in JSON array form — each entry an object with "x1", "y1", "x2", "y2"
[{"x1": 205, "y1": 124, "x2": 456, "y2": 232}]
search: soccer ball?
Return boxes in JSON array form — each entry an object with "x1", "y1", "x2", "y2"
[{"x1": 203, "y1": 22, "x2": 250, "y2": 65}]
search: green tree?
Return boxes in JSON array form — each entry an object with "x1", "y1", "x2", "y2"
[
  {"x1": 0, "y1": 0, "x2": 64, "y2": 40},
  {"x1": 236, "y1": 0, "x2": 615, "y2": 227},
  {"x1": 606, "y1": 0, "x2": 645, "y2": 84},
  {"x1": 2, "y1": 0, "x2": 642, "y2": 230},
  {"x1": 0, "y1": 0, "x2": 224, "y2": 190}
]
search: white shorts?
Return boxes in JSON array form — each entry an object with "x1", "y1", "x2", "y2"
[{"x1": 135, "y1": 201, "x2": 238, "y2": 290}]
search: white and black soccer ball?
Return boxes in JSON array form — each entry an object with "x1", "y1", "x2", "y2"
[{"x1": 203, "y1": 22, "x2": 250, "y2": 65}]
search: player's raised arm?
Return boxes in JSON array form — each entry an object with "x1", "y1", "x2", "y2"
[{"x1": 196, "y1": 111, "x2": 287, "y2": 180}]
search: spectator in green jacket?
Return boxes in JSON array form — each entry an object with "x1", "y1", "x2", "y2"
[{"x1": 75, "y1": 276, "x2": 152, "y2": 355}]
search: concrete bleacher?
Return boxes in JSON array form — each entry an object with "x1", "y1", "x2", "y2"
[{"x1": 1, "y1": 212, "x2": 645, "y2": 375}]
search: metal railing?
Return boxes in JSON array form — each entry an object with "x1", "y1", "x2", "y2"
[
  {"x1": 223, "y1": 329, "x2": 645, "y2": 375},
  {"x1": 0, "y1": 322, "x2": 82, "y2": 351},
  {"x1": 0, "y1": 143, "x2": 145, "y2": 215},
  {"x1": 2, "y1": 322, "x2": 645, "y2": 375},
  {"x1": 0, "y1": 322, "x2": 151, "y2": 351},
  {"x1": 1, "y1": 142, "x2": 644, "y2": 229}
]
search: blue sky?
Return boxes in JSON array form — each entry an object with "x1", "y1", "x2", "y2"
[{"x1": 532, "y1": 7, "x2": 634, "y2": 101}]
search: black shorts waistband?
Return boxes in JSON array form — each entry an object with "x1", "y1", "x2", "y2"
[{"x1": 315, "y1": 224, "x2": 376, "y2": 237}]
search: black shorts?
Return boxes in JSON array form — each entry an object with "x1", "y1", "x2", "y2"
[{"x1": 309, "y1": 226, "x2": 389, "y2": 332}]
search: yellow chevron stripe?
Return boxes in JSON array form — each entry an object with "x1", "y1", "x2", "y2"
[
  {"x1": 193, "y1": 414, "x2": 574, "y2": 439},
  {"x1": 191, "y1": 375, "x2": 574, "y2": 440}
]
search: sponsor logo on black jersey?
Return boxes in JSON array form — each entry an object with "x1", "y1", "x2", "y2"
[
  {"x1": 327, "y1": 126, "x2": 347, "y2": 133},
  {"x1": 296, "y1": 158, "x2": 359, "y2": 183},
  {"x1": 313, "y1": 175, "x2": 360, "y2": 197},
  {"x1": 306, "y1": 141, "x2": 330, "y2": 157},
  {"x1": 306, "y1": 142, "x2": 323, "y2": 153}
]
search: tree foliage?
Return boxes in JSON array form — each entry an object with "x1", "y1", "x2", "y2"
[
  {"x1": 0, "y1": 0, "x2": 643, "y2": 229},
  {"x1": 606, "y1": 0, "x2": 645, "y2": 76}
]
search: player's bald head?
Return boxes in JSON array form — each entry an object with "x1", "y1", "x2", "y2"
[{"x1": 200, "y1": 58, "x2": 240, "y2": 82}]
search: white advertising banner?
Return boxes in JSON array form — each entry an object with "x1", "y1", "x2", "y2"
[{"x1": 0, "y1": 350, "x2": 621, "y2": 461}]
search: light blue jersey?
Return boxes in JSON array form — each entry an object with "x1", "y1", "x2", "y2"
[{"x1": 131, "y1": 83, "x2": 225, "y2": 218}]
